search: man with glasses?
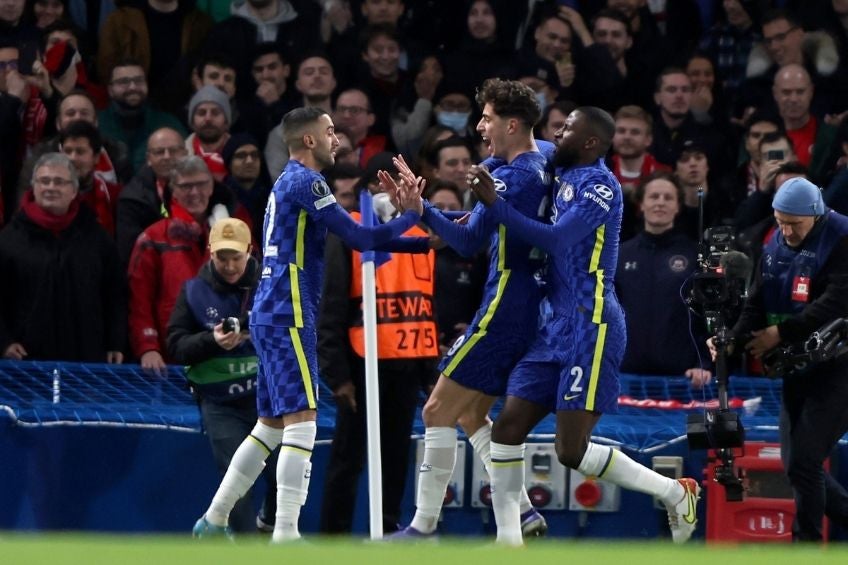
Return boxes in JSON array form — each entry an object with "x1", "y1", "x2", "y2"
[
  {"x1": 128, "y1": 155, "x2": 251, "y2": 375},
  {"x1": 333, "y1": 88, "x2": 386, "y2": 168},
  {"x1": 0, "y1": 152, "x2": 126, "y2": 363},
  {"x1": 98, "y1": 59, "x2": 185, "y2": 175}
]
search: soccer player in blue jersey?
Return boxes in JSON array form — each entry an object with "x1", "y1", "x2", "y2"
[
  {"x1": 193, "y1": 107, "x2": 426, "y2": 542},
  {"x1": 388, "y1": 78, "x2": 551, "y2": 538},
  {"x1": 469, "y1": 106, "x2": 701, "y2": 546}
]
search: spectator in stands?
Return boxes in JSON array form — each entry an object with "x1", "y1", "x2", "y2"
[
  {"x1": 116, "y1": 127, "x2": 187, "y2": 269},
  {"x1": 190, "y1": 52, "x2": 240, "y2": 131},
  {"x1": 824, "y1": 119, "x2": 848, "y2": 215},
  {"x1": 698, "y1": 0, "x2": 761, "y2": 107},
  {"x1": 28, "y1": 0, "x2": 66, "y2": 30},
  {"x1": 185, "y1": 85, "x2": 232, "y2": 182},
  {"x1": 772, "y1": 64, "x2": 838, "y2": 183},
  {"x1": 603, "y1": 0, "x2": 668, "y2": 80},
  {"x1": 263, "y1": 53, "x2": 338, "y2": 177},
  {"x1": 97, "y1": 60, "x2": 186, "y2": 175},
  {"x1": 685, "y1": 52, "x2": 731, "y2": 133},
  {"x1": 221, "y1": 133, "x2": 270, "y2": 244},
  {"x1": 413, "y1": 123, "x2": 453, "y2": 182},
  {"x1": 0, "y1": 38, "x2": 27, "y2": 221},
  {"x1": 39, "y1": 20, "x2": 107, "y2": 108},
  {"x1": 534, "y1": 99, "x2": 574, "y2": 144},
  {"x1": 390, "y1": 53, "x2": 442, "y2": 158},
  {"x1": 168, "y1": 217, "x2": 277, "y2": 534},
  {"x1": 59, "y1": 120, "x2": 121, "y2": 235},
  {"x1": 354, "y1": 24, "x2": 409, "y2": 144},
  {"x1": 616, "y1": 172, "x2": 711, "y2": 385},
  {"x1": 609, "y1": 104, "x2": 669, "y2": 241},
  {"x1": 18, "y1": 90, "x2": 132, "y2": 206},
  {"x1": 238, "y1": 43, "x2": 296, "y2": 150},
  {"x1": 737, "y1": 109, "x2": 783, "y2": 197},
  {"x1": 650, "y1": 67, "x2": 727, "y2": 170},
  {"x1": 128, "y1": 156, "x2": 249, "y2": 374},
  {"x1": 431, "y1": 81, "x2": 474, "y2": 139},
  {"x1": 429, "y1": 136, "x2": 474, "y2": 210},
  {"x1": 518, "y1": 11, "x2": 574, "y2": 98},
  {"x1": 0, "y1": 152, "x2": 126, "y2": 362},
  {"x1": 97, "y1": 0, "x2": 212, "y2": 113},
  {"x1": 425, "y1": 180, "x2": 486, "y2": 355},
  {"x1": 323, "y1": 162, "x2": 362, "y2": 212},
  {"x1": 0, "y1": 0, "x2": 39, "y2": 59},
  {"x1": 735, "y1": 131, "x2": 798, "y2": 231},
  {"x1": 674, "y1": 137, "x2": 739, "y2": 240},
  {"x1": 738, "y1": 9, "x2": 842, "y2": 121},
  {"x1": 333, "y1": 87, "x2": 386, "y2": 169},
  {"x1": 203, "y1": 0, "x2": 322, "y2": 88},
  {"x1": 442, "y1": 0, "x2": 516, "y2": 104}
]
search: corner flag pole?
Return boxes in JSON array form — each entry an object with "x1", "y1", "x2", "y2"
[{"x1": 359, "y1": 190, "x2": 384, "y2": 540}]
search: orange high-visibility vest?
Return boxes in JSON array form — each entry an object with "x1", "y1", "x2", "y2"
[{"x1": 348, "y1": 212, "x2": 438, "y2": 359}]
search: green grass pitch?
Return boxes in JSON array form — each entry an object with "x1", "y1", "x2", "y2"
[{"x1": 3, "y1": 534, "x2": 848, "y2": 565}]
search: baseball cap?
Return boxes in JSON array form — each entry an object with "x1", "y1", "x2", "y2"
[
  {"x1": 772, "y1": 177, "x2": 825, "y2": 216},
  {"x1": 209, "y1": 218, "x2": 251, "y2": 253}
]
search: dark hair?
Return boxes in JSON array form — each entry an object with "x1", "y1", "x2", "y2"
[
  {"x1": 40, "y1": 20, "x2": 79, "y2": 52},
  {"x1": 359, "y1": 23, "x2": 401, "y2": 54},
  {"x1": 195, "y1": 51, "x2": 237, "y2": 76},
  {"x1": 576, "y1": 106, "x2": 615, "y2": 154},
  {"x1": 760, "y1": 8, "x2": 801, "y2": 30},
  {"x1": 423, "y1": 180, "x2": 463, "y2": 203},
  {"x1": 294, "y1": 50, "x2": 333, "y2": 75},
  {"x1": 535, "y1": 99, "x2": 577, "y2": 137},
  {"x1": 59, "y1": 89, "x2": 97, "y2": 113},
  {"x1": 744, "y1": 109, "x2": 783, "y2": 135},
  {"x1": 430, "y1": 136, "x2": 473, "y2": 167},
  {"x1": 283, "y1": 107, "x2": 328, "y2": 148},
  {"x1": 59, "y1": 120, "x2": 102, "y2": 153},
  {"x1": 475, "y1": 78, "x2": 540, "y2": 130},
  {"x1": 334, "y1": 87, "x2": 372, "y2": 112},
  {"x1": 634, "y1": 171, "x2": 683, "y2": 206},
  {"x1": 324, "y1": 163, "x2": 364, "y2": 187},
  {"x1": 774, "y1": 161, "x2": 808, "y2": 178},
  {"x1": 759, "y1": 130, "x2": 794, "y2": 153},
  {"x1": 591, "y1": 8, "x2": 631, "y2": 36},
  {"x1": 654, "y1": 66, "x2": 688, "y2": 93},
  {"x1": 110, "y1": 57, "x2": 145, "y2": 80},
  {"x1": 251, "y1": 42, "x2": 287, "y2": 65}
]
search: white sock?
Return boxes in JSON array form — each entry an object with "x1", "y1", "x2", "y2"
[
  {"x1": 469, "y1": 424, "x2": 534, "y2": 515},
  {"x1": 410, "y1": 427, "x2": 456, "y2": 534},
  {"x1": 273, "y1": 421, "x2": 316, "y2": 542},
  {"x1": 206, "y1": 421, "x2": 283, "y2": 526},
  {"x1": 490, "y1": 442, "x2": 525, "y2": 546},
  {"x1": 578, "y1": 442, "x2": 680, "y2": 502}
]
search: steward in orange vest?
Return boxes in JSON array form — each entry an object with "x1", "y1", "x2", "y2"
[{"x1": 318, "y1": 211, "x2": 438, "y2": 534}]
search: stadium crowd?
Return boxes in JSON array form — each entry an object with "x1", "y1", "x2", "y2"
[{"x1": 3, "y1": 0, "x2": 848, "y2": 540}]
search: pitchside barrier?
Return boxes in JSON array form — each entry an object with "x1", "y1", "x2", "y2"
[{"x1": 1, "y1": 360, "x2": 845, "y2": 539}]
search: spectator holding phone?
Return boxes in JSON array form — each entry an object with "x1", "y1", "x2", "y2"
[{"x1": 167, "y1": 217, "x2": 277, "y2": 534}]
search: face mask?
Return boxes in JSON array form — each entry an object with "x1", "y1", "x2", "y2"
[
  {"x1": 372, "y1": 192, "x2": 397, "y2": 223},
  {"x1": 535, "y1": 90, "x2": 548, "y2": 112},
  {"x1": 437, "y1": 111, "x2": 470, "y2": 133}
]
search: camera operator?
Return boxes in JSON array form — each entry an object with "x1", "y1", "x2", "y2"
[
  {"x1": 708, "y1": 178, "x2": 848, "y2": 541},
  {"x1": 167, "y1": 218, "x2": 276, "y2": 534}
]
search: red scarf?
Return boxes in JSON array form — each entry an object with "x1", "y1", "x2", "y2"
[
  {"x1": 20, "y1": 190, "x2": 80, "y2": 235},
  {"x1": 22, "y1": 86, "x2": 47, "y2": 153},
  {"x1": 191, "y1": 135, "x2": 228, "y2": 182},
  {"x1": 78, "y1": 176, "x2": 120, "y2": 236},
  {"x1": 94, "y1": 149, "x2": 118, "y2": 185}
]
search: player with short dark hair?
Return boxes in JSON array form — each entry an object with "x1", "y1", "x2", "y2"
[
  {"x1": 469, "y1": 106, "x2": 701, "y2": 545},
  {"x1": 389, "y1": 78, "x2": 551, "y2": 539},
  {"x1": 193, "y1": 106, "x2": 426, "y2": 542}
]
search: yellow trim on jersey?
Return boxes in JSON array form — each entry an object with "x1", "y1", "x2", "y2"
[
  {"x1": 442, "y1": 270, "x2": 510, "y2": 375},
  {"x1": 497, "y1": 224, "x2": 507, "y2": 271},
  {"x1": 290, "y1": 209, "x2": 308, "y2": 327},
  {"x1": 289, "y1": 327, "x2": 317, "y2": 409},
  {"x1": 589, "y1": 225, "x2": 606, "y2": 324},
  {"x1": 585, "y1": 322, "x2": 608, "y2": 412},
  {"x1": 295, "y1": 209, "x2": 307, "y2": 269}
]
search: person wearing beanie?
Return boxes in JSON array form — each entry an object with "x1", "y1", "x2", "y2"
[
  {"x1": 712, "y1": 175, "x2": 848, "y2": 542},
  {"x1": 186, "y1": 85, "x2": 232, "y2": 182},
  {"x1": 221, "y1": 133, "x2": 270, "y2": 243}
]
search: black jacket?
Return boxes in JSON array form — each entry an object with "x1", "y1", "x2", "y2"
[
  {"x1": 167, "y1": 257, "x2": 259, "y2": 365},
  {"x1": 0, "y1": 205, "x2": 127, "y2": 360},
  {"x1": 116, "y1": 165, "x2": 164, "y2": 269}
]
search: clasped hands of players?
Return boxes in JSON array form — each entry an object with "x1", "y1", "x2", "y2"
[{"x1": 376, "y1": 155, "x2": 424, "y2": 216}]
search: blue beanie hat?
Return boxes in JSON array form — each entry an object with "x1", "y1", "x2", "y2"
[{"x1": 772, "y1": 177, "x2": 825, "y2": 216}]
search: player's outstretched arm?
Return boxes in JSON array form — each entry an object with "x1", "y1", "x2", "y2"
[
  {"x1": 323, "y1": 204, "x2": 420, "y2": 251},
  {"x1": 469, "y1": 166, "x2": 593, "y2": 256}
]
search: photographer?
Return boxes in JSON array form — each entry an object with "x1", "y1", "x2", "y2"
[
  {"x1": 167, "y1": 218, "x2": 276, "y2": 534},
  {"x1": 709, "y1": 178, "x2": 848, "y2": 541}
]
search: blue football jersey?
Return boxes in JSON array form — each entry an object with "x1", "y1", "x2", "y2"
[
  {"x1": 251, "y1": 159, "x2": 339, "y2": 329},
  {"x1": 547, "y1": 158, "x2": 622, "y2": 315}
]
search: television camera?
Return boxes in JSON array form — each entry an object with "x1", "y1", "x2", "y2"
[{"x1": 685, "y1": 199, "x2": 753, "y2": 501}]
